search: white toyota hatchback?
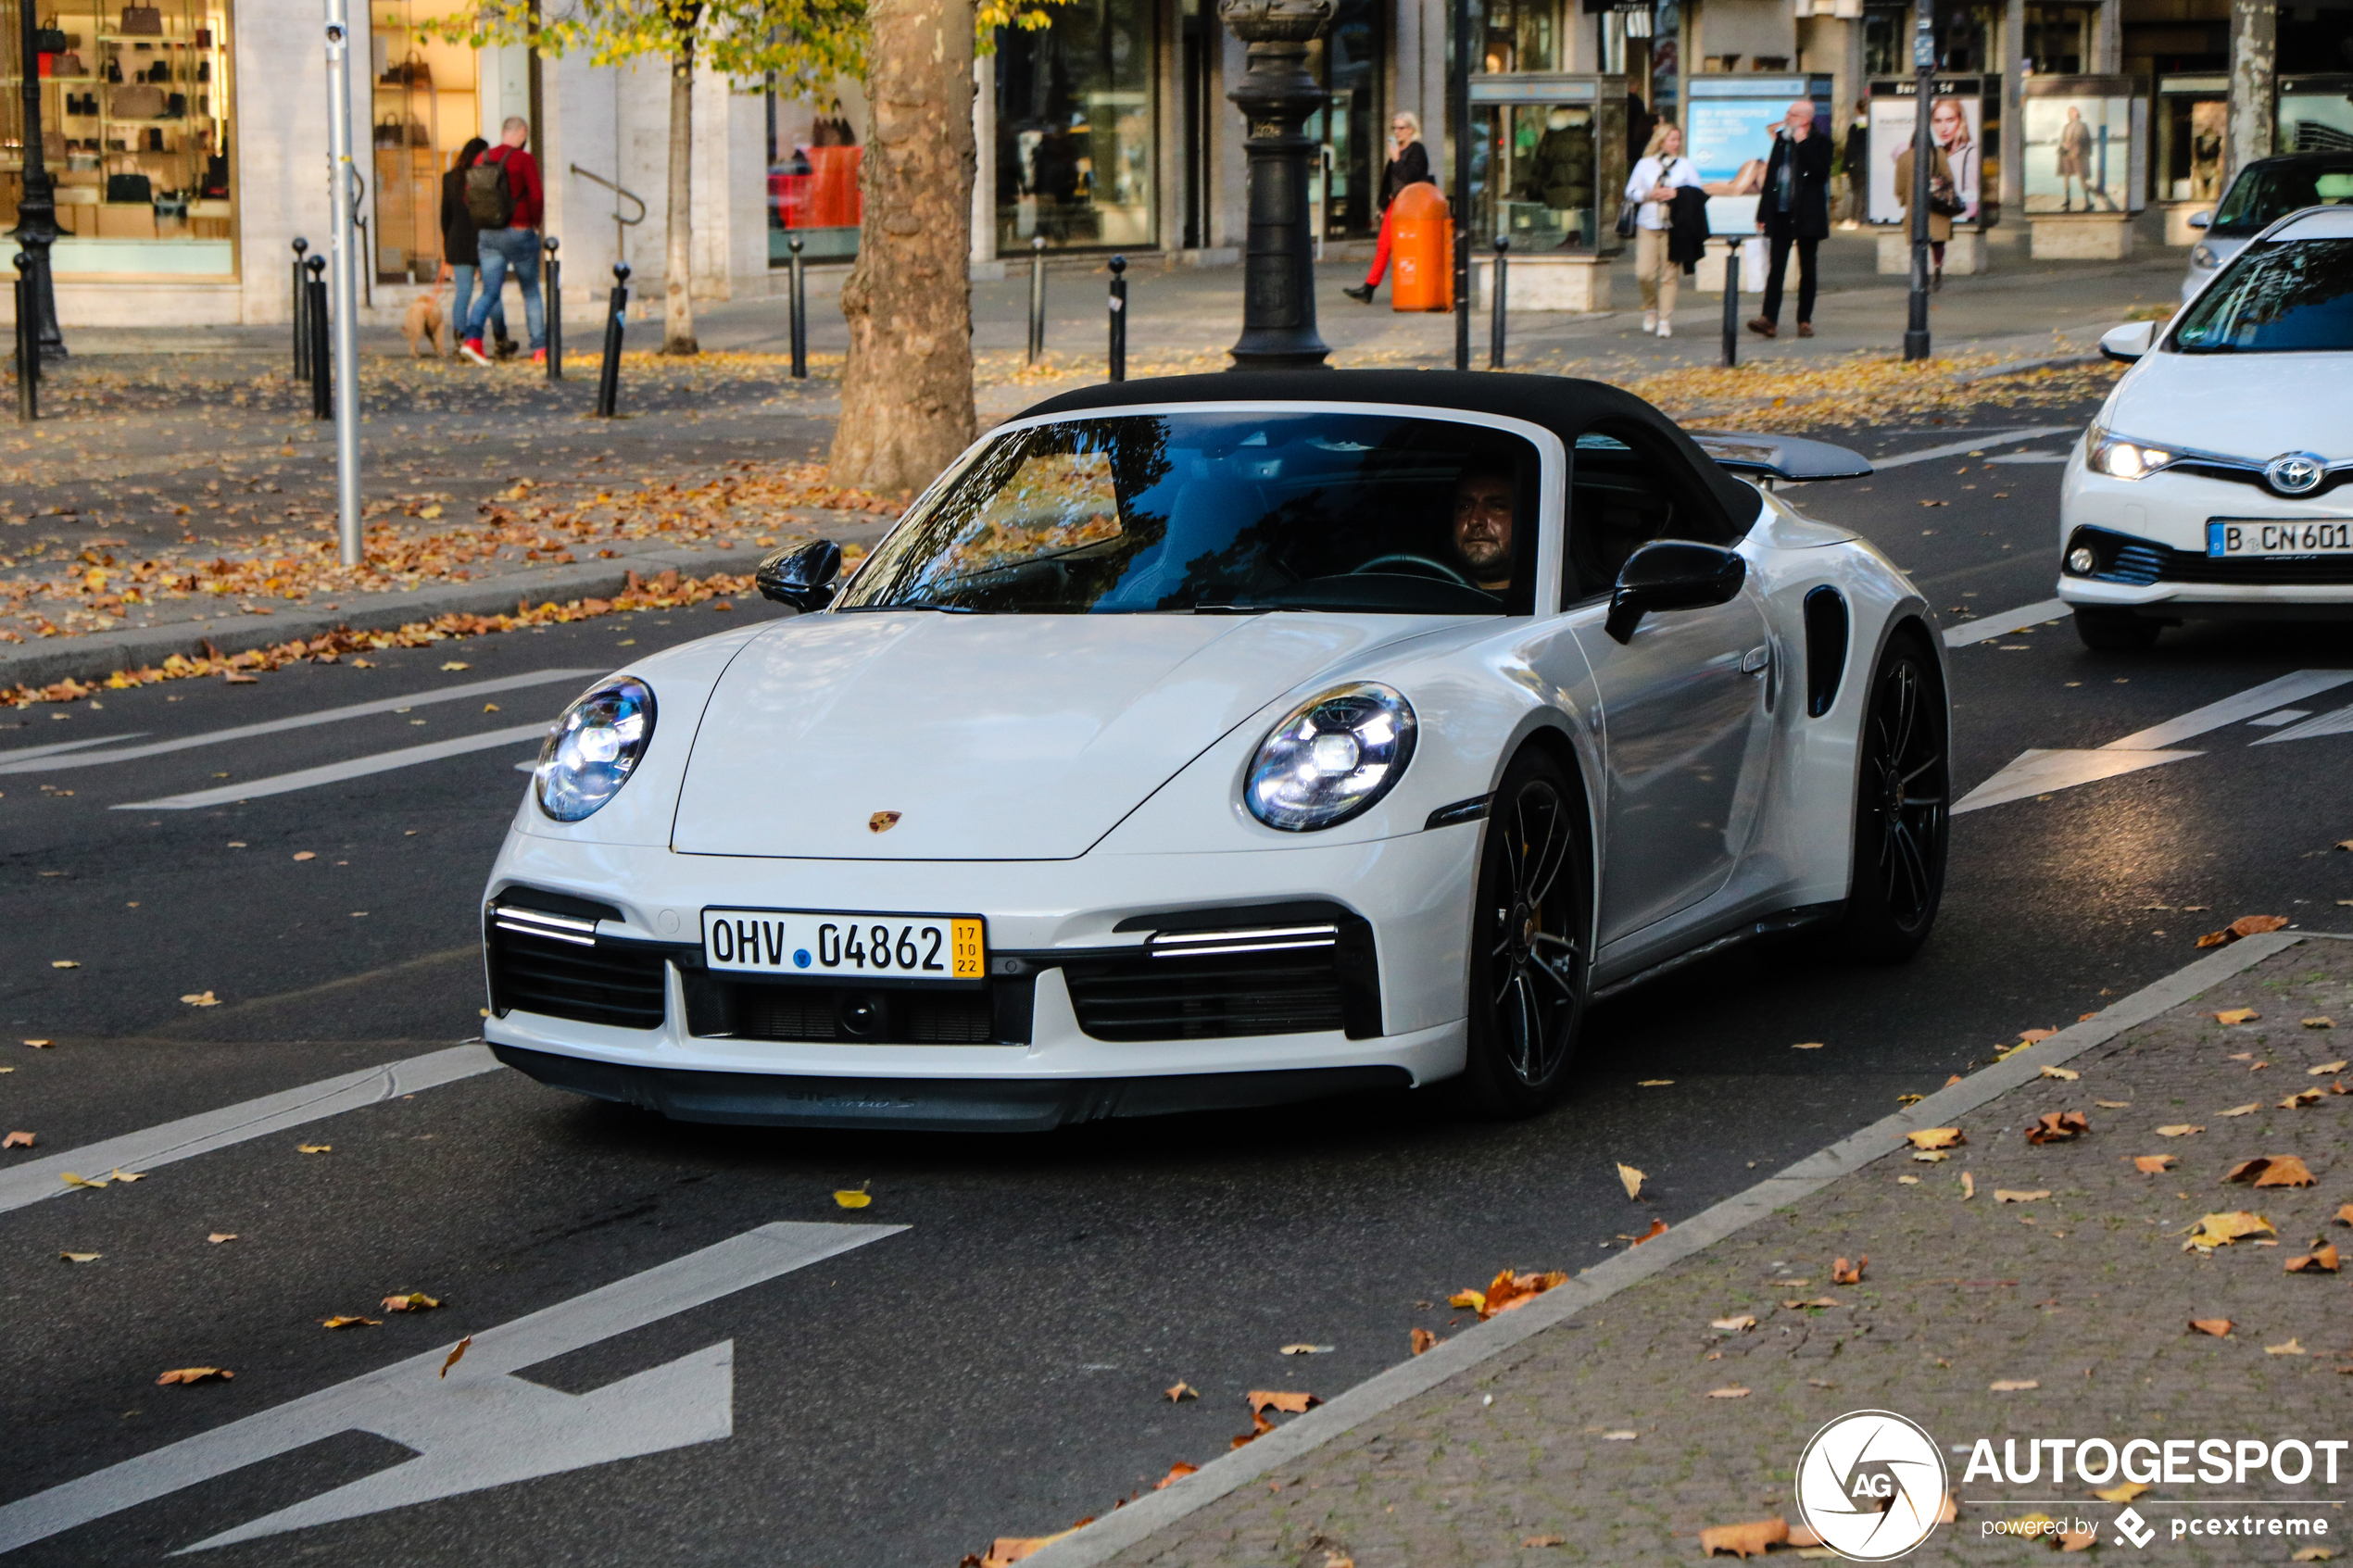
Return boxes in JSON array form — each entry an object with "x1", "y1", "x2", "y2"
[{"x1": 2060, "y1": 205, "x2": 2353, "y2": 650}]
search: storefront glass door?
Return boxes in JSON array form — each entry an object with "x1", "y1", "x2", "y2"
[
  {"x1": 995, "y1": 0, "x2": 1157, "y2": 254},
  {"x1": 368, "y1": 0, "x2": 480, "y2": 286}
]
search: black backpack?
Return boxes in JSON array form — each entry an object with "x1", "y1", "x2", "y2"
[{"x1": 464, "y1": 149, "x2": 515, "y2": 230}]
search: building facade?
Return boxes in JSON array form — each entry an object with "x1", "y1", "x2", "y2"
[{"x1": 5, "y1": 0, "x2": 2345, "y2": 326}]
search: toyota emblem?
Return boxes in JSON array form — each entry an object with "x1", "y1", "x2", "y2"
[{"x1": 2264, "y1": 452, "x2": 2326, "y2": 495}]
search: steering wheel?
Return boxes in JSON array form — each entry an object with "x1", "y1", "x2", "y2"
[{"x1": 1348, "y1": 552, "x2": 1474, "y2": 586}]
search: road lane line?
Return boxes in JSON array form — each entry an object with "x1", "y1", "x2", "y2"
[
  {"x1": 0, "y1": 670, "x2": 599, "y2": 776},
  {"x1": 0, "y1": 733, "x2": 152, "y2": 763},
  {"x1": 2251, "y1": 701, "x2": 2353, "y2": 746},
  {"x1": 0, "y1": 1222, "x2": 906, "y2": 1554},
  {"x1": 1941, "y1": 598, "x2": 2070, "y2": 646},
  {"x1": 0, "y1": 1044, "x2": 497, "y2": 1215},
  {"x1": 1869, "y1": 427, "x2": 2079, "y2": 470},
  {"x1": 113, "y1": 722, "x2": 555, "y2": 809}
]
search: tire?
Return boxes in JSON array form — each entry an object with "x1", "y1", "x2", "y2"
[
  {"x1": 1829, "y1": 630, "x2": 1950, "y2": 964},
  {"x1": 2072, "y1": 606, "x2": 2160, "y2": 651},
  {"x1": 1456, "y1": 749, "x2": 1593, "y2": 1119}
]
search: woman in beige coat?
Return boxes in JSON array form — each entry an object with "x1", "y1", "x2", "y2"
[{"x1": 1894, "y1": 142, "x2": 1955, "y2": 291}]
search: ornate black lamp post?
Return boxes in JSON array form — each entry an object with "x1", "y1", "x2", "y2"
[
  {"x1": 1220, "y1": 0, "x2": 1332, "y2": 370},
  {"x1": 12, "y1": 0, "x2": 66, "y2": 360}
]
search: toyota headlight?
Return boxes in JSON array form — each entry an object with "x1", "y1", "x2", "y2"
[
  {"x1": 1245, "y1": 684, "x2": 1416, "y2": 832},
  {"x1": 2086, "y1": 426, "x2": 2178, "y2": 481},
  {"x1": 535, "y1": 677, "x2": 655, "y2": 822}
]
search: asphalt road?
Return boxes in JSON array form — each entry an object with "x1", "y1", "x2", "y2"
[{"x1": 5, "y1": 398, "x2": 2351, "y2": 1566}]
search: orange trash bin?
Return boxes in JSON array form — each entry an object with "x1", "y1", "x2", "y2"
[{"x1": 1388, "y1": 182, "x2": 1453, "y2": 313}]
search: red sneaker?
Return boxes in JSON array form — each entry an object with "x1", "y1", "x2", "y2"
[
  {"x1": 532, "y1": 348, "x2": 547, "y2": 367},
  {"x1": 459, "y1": 338, "x2": 491, "y2": 367}
]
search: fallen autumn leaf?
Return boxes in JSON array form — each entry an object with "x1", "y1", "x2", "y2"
[
  {"x1": 1617, "y1": 1162, "x2": 1644, "y2": 1200},
  {"x1": 2025, "y1": 1111, "x2": 2089, "y2": 1145},
  {"x1": 2189, "y1": 1318, "x2": 2233, "y2": 1337},
  {"x1": 2286, "y1": 1242, "x2": 2340, "y2": 1274},
  {"x1": 2216, "y1": 1009, "x2": 2262, "y2": 1024},
  {"x1": 2, "y1": 1131, "x2": 32, "y2": 1149},
  {"x1": 296, "y1": 1144, "x2": 331, "y2": 1154},
  {"x1": 1906, "y1": 1128, "x2": 1966, "y2": 1150},
  {"x1": 178, "y1": 991, "x2": 219, "y2": 1007},
  {"x1": 1697, "y1": 1517, "x2": 1787, "y2": 1558},
  {"x1": 1994, "y1": 1189, "x2": 2051, "y2": 1204},
  {"x1": 1706, "y1": 1386, "x2": 1751, "y2": 1399},
  {"x1": 2225, "y1": 1156, "x2": 2315, "y2": 1187},
  {"x1": 1832, "y1": 1257, "x2": 1867, "y2": 1286},
  {"x1": 156, "y1": 1367, "x2": 233, "y2": 1386},
  {"x1": 1410, "y1": 1328, "x2": 1440, "y2": 1356},
  {"x1": 439, "y1": 1336, "x2": 472, "y2": 1378},
  {"x1": 2133, "y1": 1155, "x2": 2179, "y2": 1173},
  {"x1": 1989, "y1": 1379, "x2": 2040, "y2": 1392},
  {"x1": 383, "y1": 1291, "x2": 442, "y2": 1311},
  {"x1": 321, "y1": 1315, "x2": 381, "y2": 1330},
  {"x1": 58, "y1": 1250, "x2": 99, "y2": 1263},
  {"x1": 2183, "y1": 1211, "x2": 2276, "y2": 1251},
  {"x1": 2156, "y1": 1123, "x2": 2205, "y2": 1136},
  {"x1": 2217, "y1": 1103, "x2": 2261, "y2": 1118}
]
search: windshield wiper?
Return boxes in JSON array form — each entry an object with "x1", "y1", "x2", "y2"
[{"x1": 842, "y1": 599, "x2": 981, "y2": 614}]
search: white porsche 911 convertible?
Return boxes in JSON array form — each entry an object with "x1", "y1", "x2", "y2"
[{"x1": 482, "y1": 371, "x2": 1948, "y2": 1129}]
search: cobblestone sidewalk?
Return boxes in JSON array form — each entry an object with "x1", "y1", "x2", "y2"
[{"x1": 1026, "y1": 935, "x2": 2353, "y2": 1567}]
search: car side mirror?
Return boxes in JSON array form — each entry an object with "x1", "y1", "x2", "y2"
[
  {"x1": 2098, "y1": 320, "x2": 2155, "y2": 364},
  {"x1": 2188, "y1": 208, "x2": 2211, "y2": 230},
  {"x1": 755, "y1": 539, "x2": 842, "y2": 612},
  {"x1": 1604, "y1": 540, "x2": 1746, "y2": 644}
]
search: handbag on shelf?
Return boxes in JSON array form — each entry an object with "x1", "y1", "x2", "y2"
[
  {"x1": 112, "y1": 83, "x2": 166, "y2": 118},
  {"x1": 195, "y1": 57, "x2": 209, "y2": 81},
  {"x1": 107, "y1": 171, "x2": 153, "y2": 204},
  {"x1": 57, "y1": 51, "x2": 86, "y2": 75},
  {"x1": 35, "y1": 21, "x2": 70, "y2": 51},
  {"x1": 120, "y1": 5, "x2": 164, "y2": 34},
  {"x1": 145, "y1": 127, "x2": 165, "y2": 150},
  {"x1": 166, "y1": 91, "x2": 185, "y2": 115},
  {"x1": 194, "y1": 26, "x2": 209, "y2": 44},
  {"x1": 105, "y1": 56, "x2": 122, "y2": 81}
]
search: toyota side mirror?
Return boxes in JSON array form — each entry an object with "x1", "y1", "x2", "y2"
[
  {"x1": 1604, "y1": 540, "x2": 1746, "y2": 644},
  {"x1": 755, "y1": 539, "x2": 842, "y2": 612},
  {"x1": 2098, "y1": 320, "x2": 2155, "y2": 364},
  {"x1": 2188, "y1": 208, "x2": 2211, "y2": 231}
]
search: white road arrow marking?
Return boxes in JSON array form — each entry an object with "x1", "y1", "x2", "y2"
[
  {"x1": 0, "y1": 1222, "x2": 902, "y2": 1556},
  {"x1": 2251, "y1": 703, "x2": 2353, "y2": 746},
  {"x1": 1956, "y1": 670, "x2": 2353, "y2": 813},
  {"x1": 1942, "y1": 598, "x2": 2070, "y2": 647}
]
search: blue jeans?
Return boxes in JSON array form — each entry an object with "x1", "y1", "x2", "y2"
[
  {"x1": 466, "y1": 228, "x2": 544, "y2": 350},
  {"x1": 448, "y1": 263, "x2": 507, "y2": 350}
]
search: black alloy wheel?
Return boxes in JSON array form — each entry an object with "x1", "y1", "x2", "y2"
[
  {"x1": 1831, "y1": 632, "x2": 1950, "y2": 963},
  {"x1": 1459, "y1": 750, "x2": 1592, "y2": 1117}
]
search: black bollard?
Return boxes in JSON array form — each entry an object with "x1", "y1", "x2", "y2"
[
  {"x1": 1107, "y1": 256, "x2": 1127, "y2": 383},
  {"x1": 787, "y1": 235, "x2": 807, "y2": 380},
  {"x1": 1026, "y1": 236, "x2": 1046, "y2": 365},
  {"x1": 543, "y1": 237, "x2": 562, "y2": 381},
  {"x1": 307, "y1": 255, "x2": 332, "y2": 420},
  {"x1": 1720, "y1": 238, "x2": 1741, "y2": 370},
  {"x1": 595, "y1": 262, "x2": 631, "y2": 419},
  {"x1": 14, "y1": 253, "x2": 37, "y2": 423},
  {"x1": 292, "y1": 237, "x2": 310, "y2": 382},
  {"x1": 1489, "y1": 234, "x2": 1510, "y2": 370}
]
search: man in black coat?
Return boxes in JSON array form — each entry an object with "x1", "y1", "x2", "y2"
[{"x1": 1748, "y1": 100, "x2": 1833, "y2": 339}]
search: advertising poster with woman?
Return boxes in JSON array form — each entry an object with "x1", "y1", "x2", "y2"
[
  {"x1": 2022, "y1": 79, "x2": 2145, "y2": 213},
  {"x1": 1867, "y1": 84, "x2": 1988, "y2": 225}
]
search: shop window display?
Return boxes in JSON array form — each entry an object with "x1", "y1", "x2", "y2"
[
  {"x1": 3, "y1": 0, "x2": 233, "y2": 275},
  {"x1": 369, "y1": 0, "x2": 479, "y2": 285},
  {"x1": 766, "y1": 89, "x2": 861, "y2": 264},
  {"x1": 995, "y1": 0, "x2": 1155, "y2": 254}
]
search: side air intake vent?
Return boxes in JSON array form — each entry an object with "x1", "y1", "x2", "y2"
[{"x1": 1803, "y1": 585, "x2": 1849, "y2": 718}]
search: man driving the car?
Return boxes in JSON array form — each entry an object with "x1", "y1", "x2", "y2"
[{"x1": 1452, "y1": 461, "x2": 1517, "y2": 594}]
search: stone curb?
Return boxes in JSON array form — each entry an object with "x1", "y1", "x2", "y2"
[
  {"x1": 1019, "y1": 928, "x2": 2319, "y2": 1568},
  {"x1": 0, "y1": 545, "x2": 767, "y2": 693}
]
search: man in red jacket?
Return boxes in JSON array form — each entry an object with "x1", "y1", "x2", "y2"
[{"x1": 459, "y1": 117, "x2": 548, "y2": 366}]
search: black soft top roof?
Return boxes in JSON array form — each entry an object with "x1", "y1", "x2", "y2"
[{"x1": 1020, "y1": 370, "x2": 1764, "y2": 529}]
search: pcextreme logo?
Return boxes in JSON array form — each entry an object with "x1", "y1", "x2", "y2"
[{"x1": 1793, "y1": 1411, "x2": 1951, "y2": 1562}]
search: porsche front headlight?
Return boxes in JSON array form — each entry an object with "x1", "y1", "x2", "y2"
[
  {"x1": 1245, "y1": 684, "x2": 1416, "y2": 832},
  {"x1": 535, "y1": 677, "x2": 655, "y2": 822},
  {"x1": 2085, "y1": 426, "x2": 2178, "y2": 481}
]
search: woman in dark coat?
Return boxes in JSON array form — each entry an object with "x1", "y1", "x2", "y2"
[
  {"x1": 1344, "y1": 110, "x2": 1432, "y2": 303},
  {"x1": 440, "y1": 137, "x2": 509, "y2": 358}
]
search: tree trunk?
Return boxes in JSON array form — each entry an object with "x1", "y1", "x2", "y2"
[
  {"x1": 828, "y1": 0, "x2": 976, "y2": 495},
  {"x1": 663, "y1": 39, "x2": 700, "y2": 356}
]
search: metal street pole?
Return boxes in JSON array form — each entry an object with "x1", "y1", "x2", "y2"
[
  {"x1": 323, "y1": 0, "x2": 363, "y2": 566},
  {"x1": 13, "y1": 0, "x2": 66, "y2": 361},
  {"x1": 1450, "y1": 0, "x2": 1470, "y2": 370},
  {"x1": 1903, "y1": 1, "x2": 1934, "y2": 363},
  {"x1": 1221, "y1": 0, "x2": 1333, "y2": 370}
]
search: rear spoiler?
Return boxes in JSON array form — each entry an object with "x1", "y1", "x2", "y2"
[{"x1": 1688, "y1": 431, "x2": 1873, "y2": 482}]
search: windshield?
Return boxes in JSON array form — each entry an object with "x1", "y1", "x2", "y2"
[
  {"x1": 2171, "y1": 238, "x2": 2353, "y2": 353},
  {"x1": 836, "y1": 411, "x2": 1543, "y2": 616},
  {"x1": 2208, "y1": 162, "x2": 2353, "y2": 236}
]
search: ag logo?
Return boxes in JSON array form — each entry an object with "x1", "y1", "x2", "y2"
[{"x1": 1793, "y1": 1410, "x2": 1949, "y2": 1561}]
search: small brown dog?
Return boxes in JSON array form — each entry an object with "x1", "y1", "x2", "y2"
[{"x1": 402, "y1": 291, "x2": 448, "y2": 358}]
